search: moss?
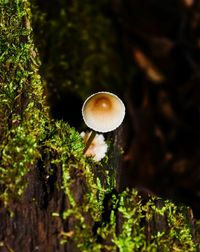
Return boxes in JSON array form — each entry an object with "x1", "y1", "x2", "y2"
[
  {"x1": 0, "y1": 0, "x2": 200, "y2": 251},
  {"x1": 0, "y1": 0, "x2": 47, "y2": 204},
  {"x1": 0, "y1": 0, "x2": 85, "y2": 204},
  {"x1": 31, "y1": 0, "x2": 125, "y2": 99},
  {"x1": 59, "y1": 187, "x2": 199, "y2": 251}
]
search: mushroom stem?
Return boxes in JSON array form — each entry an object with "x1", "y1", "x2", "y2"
[{"x1": 83, "y1": 131, "x2": 96, "y2": 154}]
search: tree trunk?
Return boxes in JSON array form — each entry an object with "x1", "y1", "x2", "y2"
[{"x1": 0, "y1": 1, "x2": 200, "y2": 251}]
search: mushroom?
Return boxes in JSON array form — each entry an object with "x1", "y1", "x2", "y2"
[
  {"x1": 80, "y1": 131, "x2": 108, "y2": 161},
  {"x1": 82, "y1": 91, "x2": 125, "y2": 154}
]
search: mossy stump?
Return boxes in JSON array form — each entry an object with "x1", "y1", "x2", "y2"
[{"x1": 0, "y1": 1, "x2": 200, "y2": 251}]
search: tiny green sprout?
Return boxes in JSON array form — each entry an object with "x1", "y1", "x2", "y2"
[{"x1": 82, "y1": 91, "x2": 125, "y2": 154}]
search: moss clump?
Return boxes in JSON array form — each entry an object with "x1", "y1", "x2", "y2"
[
  {"x1": 0, "y1": 1, "x2": 85, "y2": 205},
  {"x1": 0, "y1": 0, "x2": 47, "y2": 203},
  {"x1": 59, "y1": 187, "x2": 199, "y2": 251}
]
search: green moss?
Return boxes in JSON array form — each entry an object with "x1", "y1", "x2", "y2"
[
  {"x1": 31, "y1": 0, "x2": 125, "y2": 99},
  {"x1": 0, "y1": 0, "x2": 85, "y2": 204},
  {"x1": 0, "y1": 0, "x2": 47, "y2": 203},
  {"x1": 59, "y1": 187, "x2": 199, "y2": 251}
]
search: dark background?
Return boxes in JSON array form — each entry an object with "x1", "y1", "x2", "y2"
[{"x1": 32, "y1": 0, "x2": 200, "y2": 218}]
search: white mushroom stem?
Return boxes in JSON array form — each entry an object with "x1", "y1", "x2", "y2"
[{"x1": 83, "y1": 131, "x2": 96, "y2": 154}]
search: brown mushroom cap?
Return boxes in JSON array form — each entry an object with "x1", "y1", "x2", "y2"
[{"x1": 82, "y1": 91, "x2": 125, "y2": 132}]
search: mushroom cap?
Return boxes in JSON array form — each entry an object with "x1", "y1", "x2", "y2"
[{"x1": 82, "y1": 91, "x2": 125, "y2": 132}]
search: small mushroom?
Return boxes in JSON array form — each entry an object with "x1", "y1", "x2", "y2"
[
  {"x1": 82, "y1": 91, "x2": 125, "y2": 154},
  {"x1": 80, "y1": 131, "x2": 108, "y2": 161}
]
